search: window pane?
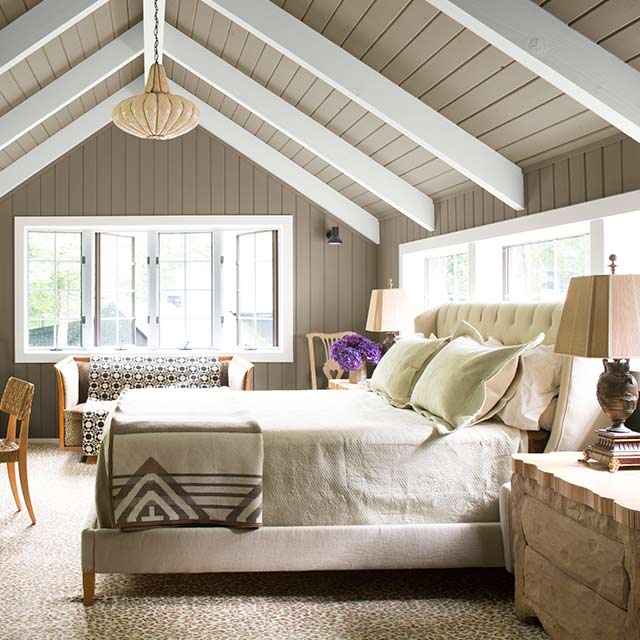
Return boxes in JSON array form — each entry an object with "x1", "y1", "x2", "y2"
[
  {"x1": 504, "y1": 234, "x2": 589, "y2": 302},
  {"x1": 96, "y1": 233, "x2": 140, "y2": 347},
  {"x1": 28, "y1": 232, "x2": 55, "y2": 260},
  {"x1": 158, "y1": 232, "x2": 214, "y2": 348},
  {"x1": 425, "y1": 252, "x2": 468, "y2": 308},
  {"x1": 235, "y1": 231, "x2": 275, "y2": 348},
  {"x1": 27, "y1": 231, "x2": 83, "y2": 349}
]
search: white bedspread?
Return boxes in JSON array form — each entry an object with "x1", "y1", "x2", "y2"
[{"x1": 114, "y1": 388, "x2": 523, "y2": 526}]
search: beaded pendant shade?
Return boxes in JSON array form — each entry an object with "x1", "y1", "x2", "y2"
[{"x1": 111, "y1": 0, "x2": 198, "y2": 140}]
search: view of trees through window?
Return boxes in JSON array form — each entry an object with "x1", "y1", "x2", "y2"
[
  {"x1": 425, "y1": 252, "x2": 469, "y2": 308},
  {"x1": 503, "y1": 234, "x2": 589, "y2": 301},
  {"x1": 27, "y1": 231, "x2": 83, "y2": 348},
  {"x1": 26, "y1": 228, "x2": 278, "y2": 351}
]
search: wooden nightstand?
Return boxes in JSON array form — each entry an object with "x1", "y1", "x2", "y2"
[
  {"x1": 512, "y1": 452, "x2": 640, "y2": 640},
  {"x1": 328, "y1": 379, "x2": 369, "y2": 391}
]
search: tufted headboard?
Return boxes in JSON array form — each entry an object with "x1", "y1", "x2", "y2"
[{"x1": 414, "y1": 302, "x2": 608, "y2": 452}]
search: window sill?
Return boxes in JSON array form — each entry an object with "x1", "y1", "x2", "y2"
[{"x1": 16, "y1": 346, "x2": 293, "y2": 364}]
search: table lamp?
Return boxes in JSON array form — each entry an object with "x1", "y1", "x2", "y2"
[
  {"x1": 554, "y1": 254, "x2": 640, "y2": 471},
  {"x1": 366, "y1": 279, "x2": 409, "y2": 352}
]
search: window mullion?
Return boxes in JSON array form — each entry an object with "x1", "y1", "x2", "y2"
[
  {"x1": 148, "y1": 232, "x2": 159, "y2": 348},
  {"x1": 213, "y1": 232, "x2": 222, "y2": 349},
  {"x1": 82, "y1": 231, "x2": 94, "y2": 349}
]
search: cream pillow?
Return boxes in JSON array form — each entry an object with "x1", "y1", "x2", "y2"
[
  {"x1": 487, "y1": 338, "x2": 563, "y2": 431},
  {"x1": 410, "y1": 321, "x2": 543, "y2": 433},
  {"x1": 370, "y1": 336, "x2": 449, "y2": 407}
]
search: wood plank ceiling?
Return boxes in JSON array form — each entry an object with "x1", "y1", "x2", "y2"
[{"x1": 1, "y1": 0, "x2": 639, "y2": 218}]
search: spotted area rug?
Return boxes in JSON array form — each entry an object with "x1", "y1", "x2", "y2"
[{"x1": 0, "y1": 444, "x2": 547, "y2": 640}]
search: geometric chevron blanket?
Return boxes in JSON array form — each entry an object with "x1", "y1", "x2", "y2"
[{"x1": 95, "y1": 389, "x2": 263, "y2": 530}]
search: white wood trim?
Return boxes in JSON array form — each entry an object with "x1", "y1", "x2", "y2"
[
  {"x1": 144, "y1": 0, "x2": 165, "y2": 81},
  {"x1": 164, "y1": 25, "x2": 434, "y2": 230},
  {"x1": 0, "y1": 78, "x2": 144, "y2": 199},
  {"x1": 0, "y1": 0, "x2": 110, "y2": 76},
  {"x1": 202, "y1": 0, "x2": 524, "y2": 210},
  {"x1": 15, "y1": 215, "x2": 295, "y2": 363},
  {"x1": 172, "y1": 83, "x2": 380, "y2": 244},
  {"x1": 0, "y1": 25, "x2": 143, "y2": 153},
  {"x1": 399, "y1": 189, "x2": 640, "y2": 256},
  {"x1": 427, "y1": 0, "x2": 640, "y2": 143}
]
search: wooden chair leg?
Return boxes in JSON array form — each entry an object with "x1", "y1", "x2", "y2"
[
  {"x1": 7, "y1": 462, "x2": 21, "y2": 512},
  {"x1": 83, "y1": 572, "x2": 95, "y2": 606},
  {"x1": 17, "y1": 458, "x2": 35, "y2": 525}
]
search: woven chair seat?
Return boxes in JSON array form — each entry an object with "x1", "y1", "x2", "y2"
[{"x1": 0, "y1": 438, "x2": 19, "y2": 462}]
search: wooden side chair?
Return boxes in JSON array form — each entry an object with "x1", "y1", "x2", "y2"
[
  {"x1": 0, "y1": 377, "x2": 36, "y2": 525},
  {"x1": 306, "y1": 332, "x2": 352, "y2": 390}
]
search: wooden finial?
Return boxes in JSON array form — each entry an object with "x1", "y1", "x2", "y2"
[{"x1": 609, "y1": 254, "x2": 617, "y2": 275}]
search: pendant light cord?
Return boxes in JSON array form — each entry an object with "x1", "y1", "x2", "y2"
[{"x1": 153, "y1": 0, "x2": 159, "y2": 64}]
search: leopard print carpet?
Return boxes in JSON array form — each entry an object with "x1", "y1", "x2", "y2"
[{"x1": 0, "y1": 443, "x2": 548, "y2": 640}]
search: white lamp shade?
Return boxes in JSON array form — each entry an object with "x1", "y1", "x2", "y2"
[{"x1": 366, "y1": 288, "x2": 410, "y2": 332}]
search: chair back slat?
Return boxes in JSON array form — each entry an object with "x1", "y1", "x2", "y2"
[
  {"x1": 306, "y1": 332, "x2": 353, "y2": 389},
  {"x1": 1, "y1": 377, "x2": 35, "y2": 422}
]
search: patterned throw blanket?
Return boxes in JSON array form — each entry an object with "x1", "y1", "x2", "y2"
[
  {"x1": 82, "y1": 354, "x2": 222, "y2": 456},
  {"x1": 95, "y1": 390, "x2": 263, "y2": 530}
]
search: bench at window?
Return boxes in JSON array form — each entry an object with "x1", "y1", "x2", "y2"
[{"x1": 54, "y1": 354, "x2": 254, "y2": 456}]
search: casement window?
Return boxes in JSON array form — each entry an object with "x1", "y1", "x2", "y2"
[
  {"x1": 503, "y1": 234, "x2": 589, "y2": 302},
  {"x1": 26, "y1": 231, "x2": 83, "y2": 349},
  {"x1": 424, "y1": 251, "x2": 469, "y2": 308},
  {"x1": 16, "y1": 216, "x2": 293, "y2": 363}
]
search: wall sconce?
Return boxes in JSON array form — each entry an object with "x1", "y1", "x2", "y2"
[{"x1": 326, "y1": 226, "x2": 342, "y2": 246}]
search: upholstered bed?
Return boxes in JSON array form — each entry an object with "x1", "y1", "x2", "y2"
[{"x1": 81, "y1": 302, "x2": 609, "y2": 605}]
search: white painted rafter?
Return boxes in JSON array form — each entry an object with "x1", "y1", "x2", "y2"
[
  {"x1": 164, "y1": 25, "x2": 434, "y2": 230},
  {"x1": 175, "y1": 85, "x2": 380, "y2": 243},
  {"x1": 202, "y1": 0, "x2": 524, "y2": 210},
  {"x1": 0, "y1": 0, "x2": 110, "y2": 77},
  {"x1": 426, "y1": 0, "x2": 640, "y2": 144},
  {"x1": 0, "y1": 76, "x2": 379, "y2": 242},
  {"x1": 143, "y1": 0, "x2": 165, "y2": 81},
  {"x1": 0, "y1": 78, "x2": 144, "y2": 199},
  {"x1": 0, "y1": 24, "x2": 143, "y2": 153}
]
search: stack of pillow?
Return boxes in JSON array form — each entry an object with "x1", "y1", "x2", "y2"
[{"x1": 369, "y1": 320, "x2": 562, "y2": 435}]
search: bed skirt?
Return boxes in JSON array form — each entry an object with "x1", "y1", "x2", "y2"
[{"x1": 81, "y1": 509, "x2": 505, "y2": 575}]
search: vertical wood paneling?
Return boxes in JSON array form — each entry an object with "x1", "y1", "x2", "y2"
[
  {"x1": 379, "y1": 135, "x2": 640, "y2": 288},
  {"x1": 4, "y1": 124, "x2": 377, "y2": 436}
]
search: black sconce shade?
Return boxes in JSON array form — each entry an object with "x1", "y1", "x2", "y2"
[{"x1": 326, "y1": 226, "x2": 342, "y2": 245}]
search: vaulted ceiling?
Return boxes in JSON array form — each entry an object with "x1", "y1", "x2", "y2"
[{"x1": 0, "y1": 0, "x2": 639, "y2": 244}]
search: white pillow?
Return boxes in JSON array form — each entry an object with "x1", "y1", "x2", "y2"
[{"x1": 487, "y1": 338, "x2": 563, "y2": 431}]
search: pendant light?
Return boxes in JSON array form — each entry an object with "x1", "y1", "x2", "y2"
[{"x1": 112, "y1": 0, "x2": 199, "y2": 140}]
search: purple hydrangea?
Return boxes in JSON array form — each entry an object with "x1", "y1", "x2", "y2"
[{"x1": 330, "y1": 333, "x2": 382, "y2": 372}]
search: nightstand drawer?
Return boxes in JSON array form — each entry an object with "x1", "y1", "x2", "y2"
[
  {"x1": 521, "y1": 496, "x2": 628, "y2": 608},
  {"x1": 524, "y1": 547, "x2": 626, "y2": 640}
]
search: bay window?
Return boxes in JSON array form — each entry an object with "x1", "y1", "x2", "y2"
[{"x1": 16, "y1": 216, "x2": 293, "y2": 363}]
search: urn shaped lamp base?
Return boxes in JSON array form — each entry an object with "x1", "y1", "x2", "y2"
[{"x1": 583, "y1": 358, "x2": 640, "y2": 472}]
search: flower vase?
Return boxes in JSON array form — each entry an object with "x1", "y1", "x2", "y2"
[{"x1": 349, "y1": 366, "x2": 366, "y2": 385}]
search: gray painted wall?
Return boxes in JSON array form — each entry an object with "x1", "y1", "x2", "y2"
[
  {"x1": 0, "y1": 124, "x2": 378, "y2": 438},
  {"x1": 378, "y1": 134, "x2": 640, "y2": 288}
]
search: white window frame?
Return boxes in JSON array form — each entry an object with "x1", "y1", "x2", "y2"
[
  {"x1": 15, "y1": 215, "x2": 294, "y2": 363},
  {"x1": 399, "y1": 189, "x2": 640, "y2": 320}
]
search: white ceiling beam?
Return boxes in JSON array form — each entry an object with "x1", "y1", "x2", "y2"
[
  {"x1": 164, "y1": 25, "x2": 434, "y2": 230},
  {"x1": 426, "y1": 0, "x2": 640, "y2": 144},
  {"x1": 144, "y1": 0, "x2": 165, "y2": 81},
  {"x1": 0, "y1": 24, "x2": 143, "y2": 153},
  {"x1": 202, "y1": 0, "x2": 524, "y2": 210},
  {"x1": 0, "y1": 0, "x2": 110, "y2": 77},
  {"x1": 0, "y1": 78, "x2": 144, "y2": 199},
  {"x1": 172, "y1": 84, "x2": 379, "y2": 243}
]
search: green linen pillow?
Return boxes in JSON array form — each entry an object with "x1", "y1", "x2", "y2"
[
  {"x1": 370, "y1": 336, "x2": 449, "y2": 407},
  {"x1": 410, "y1": 322, "x2": 543, "y2": 433}
]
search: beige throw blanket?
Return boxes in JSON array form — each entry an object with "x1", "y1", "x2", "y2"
[{"x1": 95, "y1": 390, "x2": 263, "y2": 530}]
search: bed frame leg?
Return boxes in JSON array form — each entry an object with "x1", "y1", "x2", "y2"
[{"x1": 82, "y1": 572, "x2": 95, "y2": 606}]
